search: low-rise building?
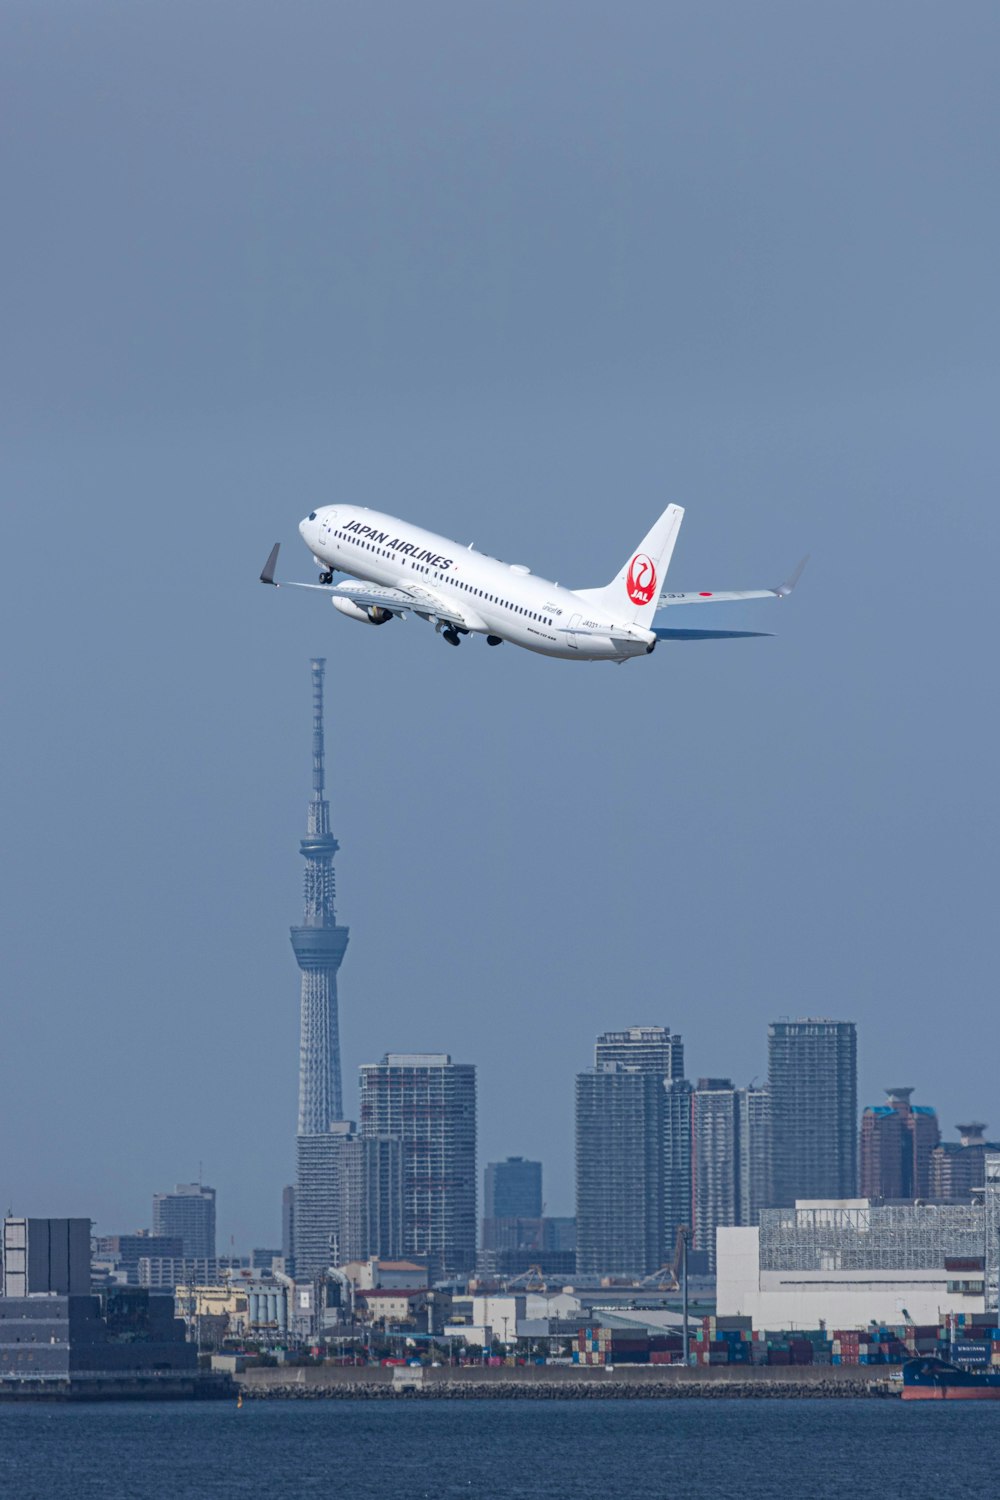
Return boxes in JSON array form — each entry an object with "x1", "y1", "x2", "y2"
[
  {"x1": 717, "y1": 1199, "x2": 988, "y2": 1329},
  {"x1": 0, "y1": 1287, "x2": 196, "y2": 1387}
]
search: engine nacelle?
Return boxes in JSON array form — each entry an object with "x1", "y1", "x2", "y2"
[{"x1": 332, "y1": 596, "x2": 392, "y2": 626}]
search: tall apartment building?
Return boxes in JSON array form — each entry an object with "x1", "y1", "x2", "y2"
[
  {"x1": 281, "y1": 1185, "x2": 295, "y2": 1266},
  {"x1": 860, "y1": 1088, "x2": 941, "y2": 1201},
  {"x1": 359, "y1": 1054, "x2": 477, "y2": 1278},
  {"x1": 663, "y1": 1079, "x2": 694, "y2": 1258},
  {"x1": 692, "y1": 1080, "x2": 739, "y2": 1272},
  {"x1": 576, "y1": 1065, "x2": 666, "y2": 1276},
  {"x1": 690, "y1": 1081, "x2": 773, "y2": 1267},
  {"x1": 294, "y1": 1123, "x2": 404, "y2": 1274},
  {"x1": 339, "y1": 1134, "x2": 405, "y2": 1265},
  {"x1": 595, "y1": 1026, "x2": 684, "y2": 1080},
  {"x1": 737, "y1": 1086, "x2": 772, "y2": 1225},
  {"x1": 151, "y1": 1185, "x2": 216, "y2": 1260},
  {"x1": 768, "y1": 1020, "x2": 857, "y2": 1206}
]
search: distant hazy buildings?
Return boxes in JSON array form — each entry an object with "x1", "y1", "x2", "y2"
[
  {"x1": 769, "y1": 1020, "x2": 857, "y2": 1205},
  {"x1": 482, "y1": 1156, "x2": 543, "y2": 1259},
  {"x1": 138, "y1": 1255, "x2": 248, "y2": 1290},
  {"x1": 930, "y1": 1122, "x2": 1000, "y2": 1201},
  {"x1": 360, "y1": 1053, "x2": 477, "y2": 1278},
  {"x1": 859, "y1": 1088, "x2": 940, "y2": 1201},
  {"x1": 484, "y1": 1158, "x2": 542, "y2": 1220},
  {"x1": 151, "y1": 1184, "x2": 216, "y2": 1261},
  {"x1": 93, "y1": 1233, "x2": 184, "y2": 1284}
]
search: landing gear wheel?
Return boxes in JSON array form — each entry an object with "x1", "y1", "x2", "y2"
[
  {"x1": 486, "y1": 635, "x2": 503, "y2": 647},
  {"x1": 318, "y1": 571, "x2": 333, "y2": 585},
  {"x1": 442, "y1": 629, "x2": 461, "y2": 646}
]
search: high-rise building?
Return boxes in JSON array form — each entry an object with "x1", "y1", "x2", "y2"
[
  {"x1": 663, "y1": 1079, "x2": 694, "y2": 1257},
  {"x1": 281, "y1": 1185, "x2": 295, "y2": 1266},
  {"x1": 151, "y1": 1185, "x2": 216, "y2": 1260},
  {"x1": 292, "y1": 658, "x2": 350, "y2": 1135},
  {"x1": 737, "y1": 1086, "x2": 772, "y2": 1225},
  {"x1": 692, "y1": 1079, "x2": 739, "y2": 1272},
  {"x1": 295, "y1": 1124, "x2": 353, "y2": 1275},
  {"x1": 595, "y1": 1026, "x2": 684, "y2": 1080},
  {"x1": 576, "y1": 1065, "x2": 666, "y2": 1277},
  {"x1": 338, "y1": 1134, "x2": 405, "y2": 1265},
  {"x1": 482, "y1": 1158, "x2": 542, "y2": 1251},
  {"x1": 295, "y1": 1123, "x2": 404, "y2": 1273},
  {"x1": 860, "y1": 1088, "x2": 941, "y2": 1201},
  {"x1": 768, "y1": 1020, "x2": 857, "y2": 1206},
  {"x1": 930, "y1": 1123, "x2": 1000, "y2": 1202},
  {"x1": 484, "y1": 1158, "x2": 542, "y2": 1220},
  {"x1": 360, "y1": 1054, "x2": 477, "y2": 1278}
]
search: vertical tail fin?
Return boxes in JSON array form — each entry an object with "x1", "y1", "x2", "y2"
[{"x1": 577, "y1": 503, "x2": 684, "y2": 626}]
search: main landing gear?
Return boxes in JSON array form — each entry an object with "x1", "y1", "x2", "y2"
[
  {"x1": 442, "y1": 628, "x2": 461, "y2": 646},
  {"x1": 486, "y1": 635, "x2": 503, "y2": 647}
]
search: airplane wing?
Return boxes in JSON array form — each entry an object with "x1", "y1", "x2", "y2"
[
  {"x1": 259, "y1": 545, "x2": 471, "y2": 627},
  {"x1": 333, "y1": 579, "x2": 472, "y2": 628},
  {"x1": 656, "y1": 555, "x2": 808, "y2": 609}
]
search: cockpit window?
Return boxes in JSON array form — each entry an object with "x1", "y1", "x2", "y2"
[{"x1": 308, "y1": 511, "x2": 317, "y2": 520}]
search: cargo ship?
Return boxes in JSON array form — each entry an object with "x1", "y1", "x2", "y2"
[{"x1": 902, "y1": 1356, "x2": 1000, "y2": 1401}]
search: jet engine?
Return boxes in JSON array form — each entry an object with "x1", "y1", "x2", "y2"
[{"x1": 332, "y1": 596, "x2": 392, "y2": 626}]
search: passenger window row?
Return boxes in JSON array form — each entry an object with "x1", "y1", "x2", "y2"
[{"x1": 333, "y1": 529, "x2": 553, "y2": 626}]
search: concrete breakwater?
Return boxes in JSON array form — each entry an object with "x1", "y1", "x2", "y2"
[{"x1": 238, "y1": 1368, "x2": 897, "y2": 1401}]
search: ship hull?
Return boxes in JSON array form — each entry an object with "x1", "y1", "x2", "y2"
[{"x1": 902, "y1": 1357, "x2": 1000, "y2": 1400}]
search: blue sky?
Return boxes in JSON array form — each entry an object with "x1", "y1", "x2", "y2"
[{"x1": 2, "y1": 1, "x2": 998, "y2": 1246}]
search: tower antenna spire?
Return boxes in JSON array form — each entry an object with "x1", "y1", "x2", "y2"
[
  {"x1": 290, "y1": 658, "x2": 349, "y2": 1131},
  {"x1": 310, "y1": 656, "x2": 326, "y2": 809}
]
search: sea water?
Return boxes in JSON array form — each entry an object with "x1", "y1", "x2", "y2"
[{"x1": 2, "y1": 1397, "x2": 999, "y2": 1499}]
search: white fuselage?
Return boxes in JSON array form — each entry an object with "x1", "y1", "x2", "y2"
[{"x1": 299, "y1": 506, "x2": 656, "y2": 661}]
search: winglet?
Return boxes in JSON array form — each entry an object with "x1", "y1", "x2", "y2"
[
  {"x1": 774, "y1": 554, "x2": 809, "y2": 598},
  {"x1": 260, "y1": 543, "x2": 281, "y2": 585}
]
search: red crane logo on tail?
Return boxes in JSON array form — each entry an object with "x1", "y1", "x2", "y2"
[{"x1": 626, "y1": 553, "x2": 658, "y2": 606}]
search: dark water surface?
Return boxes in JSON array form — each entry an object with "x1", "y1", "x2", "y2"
[{"x1": 3, "y1": 1398, "x2": 1000, "y2": 1499}]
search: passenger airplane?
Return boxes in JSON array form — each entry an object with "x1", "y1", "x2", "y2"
[{"x1": 260, "y1": 503, "x2": 805, "y2": 663}]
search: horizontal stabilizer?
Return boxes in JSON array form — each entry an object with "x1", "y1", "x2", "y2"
[
  {"x1": 652, "y1": 627, "x2": 775, "y2": 641},
  {"x1": 658, "y1": 554, "x2": 808, "y2": 609}
]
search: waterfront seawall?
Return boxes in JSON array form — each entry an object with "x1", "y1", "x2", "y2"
[{"x1": 238, "y1": 1365, "x2": 897, "y2": 1400}]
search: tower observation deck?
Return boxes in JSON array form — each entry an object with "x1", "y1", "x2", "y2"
[{"x1": 290, "y1": 658, "x2": 349, "y2": 1133}]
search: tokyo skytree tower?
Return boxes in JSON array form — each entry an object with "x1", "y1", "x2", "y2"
[{"x1": 290, "y1": 658, "x2": 349, "y2": 1132}]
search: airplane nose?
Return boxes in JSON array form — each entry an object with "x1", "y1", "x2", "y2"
[{"x1": 299, "y1": 511, "x2": 317, "y2": 538}]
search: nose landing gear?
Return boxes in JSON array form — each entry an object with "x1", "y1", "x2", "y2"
[
  {"x1": 486, "y1": 635, "x2": 503, "y2": 647},
  {"x1": 318, "y1": 570, "x2": 334, "y2": 585}
]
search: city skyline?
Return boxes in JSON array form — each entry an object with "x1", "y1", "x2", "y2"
[
  {"x1": 3, "y1": 3, "x2": 998, "y2": 1252},
  {"x1": 30, "y1": 1017, "x2": 998, "y2": 1264}
]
